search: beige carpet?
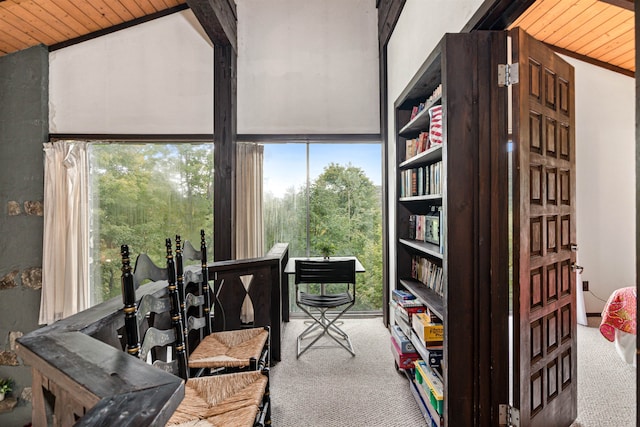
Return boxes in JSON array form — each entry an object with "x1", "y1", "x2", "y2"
[
  {"x1": 271, "y1": 319, "x2": 636, "y2": 426},
  {"x1": 270, "y1": 317, "x2": 425, "y2": 426},
  {"x1": 571, "y1": 324, "x2": 636, "y2": 427}
]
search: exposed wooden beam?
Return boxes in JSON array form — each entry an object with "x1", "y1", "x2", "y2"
[
  {"x1": 186, "y1": 0, "x2": 237, "y2": 52},
  {"x1": 463, "y1": 0, "x2": 536, "y2": 31},
  {"x1": 213, "y1": 44, "x2": 236, "y2": 261},
  {"x1": 599, "y1": 0, "x2": 634, "y2": 12},
  {"x1": 377, "y1": 0, "x2": 406, "y2": 47},
  {"x1": 545, "y1": 42, "x2": 634, "y2": 78}
]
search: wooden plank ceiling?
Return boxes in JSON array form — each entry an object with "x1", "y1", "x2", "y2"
[
  {"x1": 510, "y1": 0, "x2": 635, "y2": 74},
  {"x1": 0, "y1": 0, "x2": 636, "y2": 75},
  {"x1": 0, "y1": 0, "x2": 187, "y2": 57}
]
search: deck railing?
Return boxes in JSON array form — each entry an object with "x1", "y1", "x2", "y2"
[{"x1": 16, "y1": 243, "x2": 288, "y2": 426}]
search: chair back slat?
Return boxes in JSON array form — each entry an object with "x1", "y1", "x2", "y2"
[
  {"x1": 294, "y1": 260, "x2": 356, "y2": 285},
  {"x1": 185, "y1": 293, "x2": 205, "y2": 311},
  {"x1": 188, "y1": 316, "x2": 207, "y2": 332},
  {"x1": 182, "y1": 239, "x2": 202, "y2": 263},
  {"x1": 135, "y1": 293, "x2": 171, "y2": 327},
  {"x1": 133, "y1": 253, "x2": 168, "y2": 288},
  {"x1": 139, "y1": 327, "x2": 177, "y2": 361}
]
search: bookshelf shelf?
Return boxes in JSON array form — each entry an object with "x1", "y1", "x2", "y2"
[
  {"x1": 399, "y1": 145, "x2": 442, "y2": 169},
  {"x1": 398, "y1": 194, "x2": 442, "y2": 203},
  {"x1": 398, "y1": 239, "x2": 442, "y2": 259},
  {"x1": 399, "y1": 278, "x2": 443, "y2": 319}
]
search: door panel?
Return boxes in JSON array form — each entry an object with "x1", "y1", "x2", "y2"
[{"x1": 511, "y1": 27, "x2": 577, "y2": 427}]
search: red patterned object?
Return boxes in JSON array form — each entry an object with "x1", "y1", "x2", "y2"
[
  {"x1": 428, "y1": 105, "x2": 443, "y2": 146},
  {"x1": 599, "y1": 286, "x2": 637, "y2": 342}
]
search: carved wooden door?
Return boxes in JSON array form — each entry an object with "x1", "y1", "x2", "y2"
[{"x1": 511, "y1": 27, "x2": 577, "y2": 426}]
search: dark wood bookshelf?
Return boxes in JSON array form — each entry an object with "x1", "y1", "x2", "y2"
[{"x1": 392, "y1": 32, "x2": 499, "y2": 427}]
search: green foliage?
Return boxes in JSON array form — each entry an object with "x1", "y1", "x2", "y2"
[
  {"x1": 264, "y1": 162, "x2": 383, "y2": 311},
  {"x1": 93, "y1": 145, "x2": 382, "y2": 311},
  {"x1": 90, "y1": 143, "x2": 214, "y2": 304},
  {"x1": 0, "y1": 378, "x2": 13, "y2": 394}
]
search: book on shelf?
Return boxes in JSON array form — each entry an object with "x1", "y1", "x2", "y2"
[
  {"x1": 398, "y1": 299, "x2": 426, "y2": 309},
  {"x1": 392, "y1": 289, "x2": 416, "y2": 301},
  {"x1": 400, "y1": 161, "x2": 442, "y2": 198},
  {"x1": 390, "y1": 325, "x2": 416, "y2": 354},
  {"x1": 407, "y1": 207, "x2": 442, "y2": 250},
  {"x1": 411, "y1": 255, "x2": 444, "y2": 297},
  {"x1": 407, "y1": 83, "x2": 443, "y2": 131},
  {"x1": 405, "y1": 131, "x2": 434, "y2": 161}
]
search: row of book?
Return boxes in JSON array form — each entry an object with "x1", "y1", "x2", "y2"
[
  {"x1": 405, "y1": 130, "x2": 441, "y2": 161},
  {"x1": 400, "y1": 161, "x2": 442, "y2": 198},
  {"x1": 409, "y1": 84, "x2": 443, "y2": 122},
  {"x1": 412, "y1": 255, "x2": 444, "y2": 296},
  {"x1": 408, "y1": 208, "x2": 441, "y2": 246}
]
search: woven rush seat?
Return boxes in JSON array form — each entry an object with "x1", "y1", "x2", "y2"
[
  {"x1": 167, "y1": 371, "x2": 268, "y2": 426},
  {"x1": 189, "y1": 328, "x2": 269, "y2": 369}
]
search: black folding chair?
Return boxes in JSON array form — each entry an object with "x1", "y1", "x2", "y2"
[{"x1": 294, "y1": 259, "x2": 356, "y2": 358}]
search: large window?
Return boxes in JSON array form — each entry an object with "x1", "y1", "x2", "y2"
[
  {"x1": 88, "y1": 143, "x2": 214, "y2": 305},
  {"x1": 263, "y1": 143, "x2": 382, "y2": 312}
]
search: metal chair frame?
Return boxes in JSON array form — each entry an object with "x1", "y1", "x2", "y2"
[{"x1": 294, "y1": 259, "x2": 356, "y2": 358}]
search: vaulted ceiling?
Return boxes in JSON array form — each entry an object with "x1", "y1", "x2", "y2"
[
  {"x1": 510, "y1": 0, "x2": 635, "y2": 75},
  {"x1": 0, "y1": 0, "x2": 188, "y2": 56},
  {"x1": 0, "y1": 0, "x2": 636, "y2": 76}
]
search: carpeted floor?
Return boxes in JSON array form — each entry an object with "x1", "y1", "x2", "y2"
[
  {"x1": 270, "y1": 317, "x2": 425, "y2": 426},
  {"x1": 271, "y1": 318, "x2": 636, "y2": 426},
  {"x1": 571, "y1": 324, "x2": 636, "y2": 427}
]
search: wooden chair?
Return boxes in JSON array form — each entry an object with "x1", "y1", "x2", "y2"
[
  {"x1": 294, "y1": 259, "x2": 356, "y2": 358},
  {"x1": 178, "y1": 230, "x2": 270, "y2": 374},
  {"x1": 121, "y1": 242, "x2": 270, "y2": 426}
]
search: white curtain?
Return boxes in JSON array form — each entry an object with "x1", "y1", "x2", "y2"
[
  {"x1": 235, "y1": 142, "x2": 264, "y2": 259},
  {"x1": 39, "y1": 141, "x2": 90, "y2": 325},
  {"x1": 235, "y1": 142, "x2": 264, "y2": 323}
]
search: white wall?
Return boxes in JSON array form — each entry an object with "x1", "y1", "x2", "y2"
[
  {"x1": 49, "y1": 1, "x2": 380, "y2": 136},
  {"x1": 385, "y1": 0, "x2": 484, "y2": 300},
  {"x1": 236, "y1": 0, "x2": 379, "y2": 134},
  {"x1": 49, "y1": 10, "x2": 214, "y2": 134},
  {"x1": 562, "y1": 55, "x2": 636, "y2": 313}
]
